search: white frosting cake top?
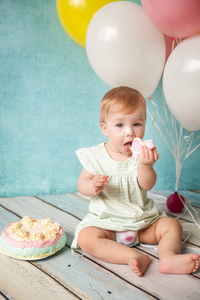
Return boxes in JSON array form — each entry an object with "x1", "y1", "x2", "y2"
[{"x1": 8, "y1": 216, "x2": 61, "y2": 241}]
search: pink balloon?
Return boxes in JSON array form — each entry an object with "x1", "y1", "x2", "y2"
[{"x1": 141, "y1": 0, "x2": 200, "y2": 38}]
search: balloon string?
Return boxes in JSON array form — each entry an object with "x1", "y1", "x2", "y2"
[
  {"x1": 161, "y1": 87, "x2": 169, "y2": 124},
  {"x1": 154, "y1": 195, "x2": 199, "y2": 244},
  {"x1": 185, "y1": 140, "x2": 200, "y2": 159},
  {"x1": 177, "y1": 193, "x2": 200, "y2": 230},
  {"x1": 147, "y1": 86, "x2": 200, "y2": 191},
  {"x1": 171, "y1": 37, "x2": 181, "y2": 53},
  {"x1": 147, "y1": 108, "x2": 174, "y2": 157},
  {"x1": 147, "y1": 97, "x2": 174, "y2": 157},
  {"x1": 181, "y1": 230, "x2": 191, "y2": 244}
]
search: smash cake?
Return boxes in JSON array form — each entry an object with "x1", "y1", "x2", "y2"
[{"x1": 0, "y1": 216, "x2": 67, "y2": 260}]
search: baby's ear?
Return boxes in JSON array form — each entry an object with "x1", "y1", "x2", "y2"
[{"x1": 101, "y1": 122, "x2": 108, "y2": 137}]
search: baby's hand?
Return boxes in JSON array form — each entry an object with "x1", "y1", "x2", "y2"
[
  {"x1": 92, "y1": 175, "x2": 109, "y2": 195},
  {"x1": 139, "y1": 145, "x2": 159, "y2": 166}
]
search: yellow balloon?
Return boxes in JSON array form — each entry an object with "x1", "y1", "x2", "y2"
[{"x1": 57, "y1": 0, "x2": 123, "y2": 48}]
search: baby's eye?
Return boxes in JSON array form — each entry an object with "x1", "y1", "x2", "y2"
[
  {"x1": 134, "y1": 123, "x2": 141, "y2": 127},
  {"x1": 116, "y1": 123, "x2": 123, "y2": 128}
]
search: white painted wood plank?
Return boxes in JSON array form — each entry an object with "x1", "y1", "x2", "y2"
[
  {"x1": 81, "y1": 251, "x2": 200, "y2": 300},
  {"x1": 0, "y1": 294, "x2": 8, "y2": 300},
  {"x1": 33, "y1": 248, "x2": 151, "y2": 300},
  {"x1": 0, "y1": 207, "x2": 21, "y2": 223},
  {"x1": 37, "y1": 193, "x2": 89, "y2": 219},
  {"x1": 0, "y1": 206, "x2": 151, "y2": 300},
  {"x1": 0, "y1": 255, "x2": 77, "y2": 300},
  {"x1": 0, "y1": 249, "x2": 150, "y2": 300},
  {"x1": 1, "y1": 195, "x2": 200, "y2": 300},
  {"x1": 179, "y1": 220, "x2": 200, "y2": 247},
  {"x1": 35, "y1": 194, "x2": 200, "y2": 299}
]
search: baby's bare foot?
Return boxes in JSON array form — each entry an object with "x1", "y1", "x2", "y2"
[
  {"x1": 129, "y1": 252, "x2": 150, "y2": 277},
  {"x1": 159, "y1": 253, "x2": 200, "y2": 274}
]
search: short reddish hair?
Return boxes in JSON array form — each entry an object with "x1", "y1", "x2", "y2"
[{"x1": 100, "y1": 86, "x2": 146, "y2": 123}]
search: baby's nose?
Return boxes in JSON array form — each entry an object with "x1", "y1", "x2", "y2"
[{"x1": 126, "y1": 128, "x2": 134, "y2": 136}]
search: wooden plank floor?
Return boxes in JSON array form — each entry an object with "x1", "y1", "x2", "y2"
[{"x1": 0, "y1": 191, "x2": 200, "y2": 300}]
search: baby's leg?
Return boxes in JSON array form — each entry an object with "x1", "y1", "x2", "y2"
[
  {"x1": 78, "y1": 226, "x2": 150, "y2": 277},
  {"x1": 140, "y1": 217, "x2": 200, "y2": 274},
  {"x1": 156, "y1": 217, "x2": 199, "y2": 274}
]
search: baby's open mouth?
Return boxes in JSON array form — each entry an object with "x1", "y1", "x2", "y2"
[{"x1": 124, "y1": 142, "x2": 132, "y2": 152}]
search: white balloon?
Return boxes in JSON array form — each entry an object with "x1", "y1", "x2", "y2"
[
  {"x1": 163, "y1": 34, "x2": 200, "y2": 131},
  {"x1": 86, "y1": 1, "x2": 165, "y2": 97}
]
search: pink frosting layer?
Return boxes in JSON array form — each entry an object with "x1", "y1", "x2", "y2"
[{"x1": 2, "y1": 224, "x2": 64, "y2": 249}]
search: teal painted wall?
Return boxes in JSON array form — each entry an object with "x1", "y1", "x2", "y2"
[{"x1": 0, "y1": 0, "x2": 199, "y2": 197}]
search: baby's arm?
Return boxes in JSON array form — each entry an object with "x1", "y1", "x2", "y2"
[
  {"x1": 77, "y1": 168, "x2": 109, "y2": 196},
  {"x1": 137, "y1": 145, "x2": 159, "y2": 190}
]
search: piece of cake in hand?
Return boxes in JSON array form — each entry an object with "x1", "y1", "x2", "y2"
[
  {"x1": 0, "y1": 216, "x2": 67, "y2": 260},
  {"x1": 131, "y1": 138, "x2": 155, "y2": 159}
]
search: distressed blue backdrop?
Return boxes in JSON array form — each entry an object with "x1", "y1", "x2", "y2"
[{"x1": 0, "y1": 0, "x2": 199, "y2": 197}]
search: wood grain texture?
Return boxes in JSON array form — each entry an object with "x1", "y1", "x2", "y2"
[
  {"x1": 0, "y1": 191, "x2": 200, "y2": 300},
  {"x1": 0, "y1": 203, "x2": 150, "y2": 300},
  {"x1": 0, "y1": 255, "x2": 77, "y2": 300}
]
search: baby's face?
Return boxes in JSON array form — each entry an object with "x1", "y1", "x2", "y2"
[{"x1": 101, "y1": 106, "x2": 146, "y2": 157}]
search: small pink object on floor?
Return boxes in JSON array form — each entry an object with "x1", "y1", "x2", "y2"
[
  {"x1": 132, "y1": 138, "x2": 155, "y2": 159},
  {"x1": 166, "y1": 192, "x2": 185, "y2": 213}
]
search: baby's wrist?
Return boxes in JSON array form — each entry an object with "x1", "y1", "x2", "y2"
[{"x1": 138, "y1": 160, "x2": 155, "y2": 168}]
